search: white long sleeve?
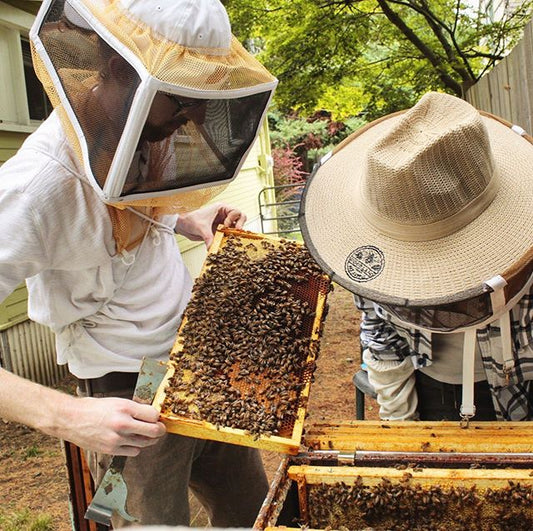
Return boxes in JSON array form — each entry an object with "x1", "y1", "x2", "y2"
[
  {"x1": 0, "y1": 113, "x2": 192, "y2": 378},
  {"x1": 362, "y1": 348, "x2": 418, "y2": 420}
]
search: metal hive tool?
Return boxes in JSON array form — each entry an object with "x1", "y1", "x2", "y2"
[{"x1": 84, "y1": 359, "x2": 169, "y2": 526}]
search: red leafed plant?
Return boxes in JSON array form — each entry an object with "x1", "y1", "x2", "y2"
[
  {"x1": 272, "y1": 143, "x2": 307, "y2": 186},
  {"x1": 270, "y1": 144, "x2": 308, "y2": 233}
]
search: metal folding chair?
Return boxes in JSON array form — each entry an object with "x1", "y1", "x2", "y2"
[{"x1": 353, "y1": 365, "x2": 377, "y2": 420}]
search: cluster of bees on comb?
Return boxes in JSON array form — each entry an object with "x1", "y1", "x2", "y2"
[
  {"x1": 306, "y1": 476, "x2": 533, "y2": 531},
  {"x1": 162, "y1": 233, "x2": 330, "y2": 438}
]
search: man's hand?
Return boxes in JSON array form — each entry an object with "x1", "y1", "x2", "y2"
[
  {"x1": 61, "y1": 396, "x2": 167, "y2": 456},
  {"x1": 175, "y1": 202, "x2": 247, "y2": 248},
  {"x1": 0, "y1": 369, "x2": 166, "y2": 456}
]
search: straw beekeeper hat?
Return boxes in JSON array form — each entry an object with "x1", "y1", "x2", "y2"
[{"x1": 299, "y1": 91, "x2": 533, "y2": 307}]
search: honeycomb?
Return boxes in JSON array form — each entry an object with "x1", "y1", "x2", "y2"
[
  {"x1": 159, "y1": 229, "x2": 331, "y2": 439},
  {"x1": 303, "y1": 476, "x2": 533, "y2": 530}
]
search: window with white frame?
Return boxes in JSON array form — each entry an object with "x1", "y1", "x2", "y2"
[
  {"x1": 20, "y1": 37, "x2": 52, "y2": 121},
  {"x1": 0, "y1": 3, "x2": 52, "y2": 131}
]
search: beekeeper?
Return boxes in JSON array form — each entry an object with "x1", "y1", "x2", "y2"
[
  {"x1": 300, "y1": 91, "x2": 533, "y2": 423},
  {"x1": 0, "y1": 0, "x2": 277, "y2": 527}
]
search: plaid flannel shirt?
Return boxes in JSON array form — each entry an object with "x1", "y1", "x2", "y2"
[{"x1": 355, "y1": 286, "x2": 533, "y2": 421}]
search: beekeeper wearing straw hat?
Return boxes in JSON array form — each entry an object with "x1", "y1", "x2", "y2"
[
  {"x1": 0, "y1": 0, "x2": 277, "y2": 527},
  {"x1": 300, "y1": 91, "x2": 533, "y2": 423}
]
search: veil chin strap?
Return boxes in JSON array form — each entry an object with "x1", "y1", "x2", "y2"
[
  {"x1": 460, "y1": 328, "x2": 477, "y2": 426},
  {"x1": 485, "y1": 276, "x2": 514, "y2": 381},
  {"x1": 461, "y1": 275, "x2": 513, "y2": 426}
]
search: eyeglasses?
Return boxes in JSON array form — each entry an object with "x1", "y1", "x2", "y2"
[{"x1": 162, "y1": 92, "x2": 204, "y2": 115}]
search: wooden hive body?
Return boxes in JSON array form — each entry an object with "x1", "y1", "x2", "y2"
[{"x1": 254, "y1": 421, "x2": 533, "y2": 531}]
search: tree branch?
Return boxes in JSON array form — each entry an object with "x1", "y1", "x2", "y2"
[
  {"x1": 383, "y1": 0, "x2": 476, "y2": 82},
  {"x1": 415, "y1": 0, "x2": 476, "y2": 81},
  {"x1": 375, "y1": 0, "x2": 463, "y2": 94}
]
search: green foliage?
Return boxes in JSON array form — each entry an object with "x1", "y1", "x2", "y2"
[
  {"x1": 268, "y1": 109, "x2": 365, "y2": 166},
  {"x1": 226, "y1": 0, "x2": 533, "y2": 117},
  {"x1": 268, "y1": 111, "x2": 329, "y2": 148},
  {"x1": 0, "y1": 508, "x2": 53, "y2": 531},
  {"x1": 316, "y1": 83, "x2": 369, "y2": 122}
]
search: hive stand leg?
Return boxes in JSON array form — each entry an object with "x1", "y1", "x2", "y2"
[
  {"x1": 295, "y1": 473, "x2": 309, "y2": 524},
  {"x1": 62, "y1": 440, "x2": 109, "y2": 530}
]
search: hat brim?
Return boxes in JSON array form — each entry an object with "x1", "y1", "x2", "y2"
[{"x1": 300, "y1": 112, "x2": 533, "y2": 307}]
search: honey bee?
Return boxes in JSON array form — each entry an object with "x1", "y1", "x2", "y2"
[{"x1": 162, "y1": 231, "x2": 331, "y2": 438}]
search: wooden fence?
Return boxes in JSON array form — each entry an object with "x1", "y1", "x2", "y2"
[{"x1": 466, "y1": 20, "x2": 533, "y2": 133}]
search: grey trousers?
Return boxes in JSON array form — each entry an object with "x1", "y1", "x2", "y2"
[{"x1": 80, "y1": 387, "x2": 269, "y2": 528}]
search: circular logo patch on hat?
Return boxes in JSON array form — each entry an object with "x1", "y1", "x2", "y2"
[{"x1": 345, "y1": 246, "x2": 385, "y2": 282}]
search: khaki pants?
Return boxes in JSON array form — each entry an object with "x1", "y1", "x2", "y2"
[{"x1": 80, "y1": 387, "x2": 269, "y2": 528}]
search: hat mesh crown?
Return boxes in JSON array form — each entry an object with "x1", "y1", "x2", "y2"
[
  {"x1": 361, "y1": 93, "x2": 496, "y2": 230},
  {"x1": 74, "y1": 0, "x2": 276, "y2": 91}
]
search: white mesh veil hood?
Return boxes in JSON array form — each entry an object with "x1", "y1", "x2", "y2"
[{"x1": 30, "y1": 0, "x2": 277, "y2": 207}]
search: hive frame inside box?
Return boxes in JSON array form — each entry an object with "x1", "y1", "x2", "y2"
[
  {"x1": 253, "y1": 420, "x2": 533, "y2": 530},
  {"x1": 153, "y1": 227, "x2": 331, "y2": 454}
]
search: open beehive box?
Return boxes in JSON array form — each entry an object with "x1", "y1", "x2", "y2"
[
  {"x1": 153, "y1": 226, "x2": 331, "y2": 454},
  {"x1": 254, "y1": 420, "x2": 533, "y2": 531}
]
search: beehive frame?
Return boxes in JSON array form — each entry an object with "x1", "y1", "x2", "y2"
[
  {"x1": 153, "y1": 227, "x2": 331, "y2": 454},
  {"x1": 289, "y1": 465, "x2": 533, "y2": 530},
  {"x1": 254, "y1": 420, "x2": 533, "y2": 530}
]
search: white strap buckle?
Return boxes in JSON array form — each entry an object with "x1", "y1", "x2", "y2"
[
  {"x1": 460, "y1": 328, "x2": 477, "y2": 428},
  {"x1": 120, "y1": 249, "x2": 136, "y2": 266},
  {"x1": 511, "y1": 124, "x2": 527, "y2": 136},
  {"x1": 484, "y1": 275, "x2": 514, "y2": 382}
]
